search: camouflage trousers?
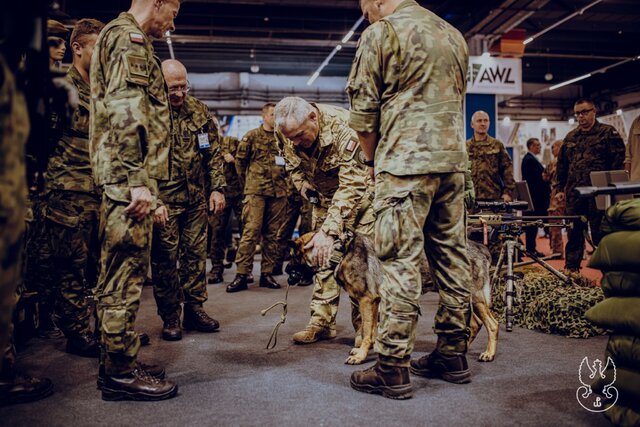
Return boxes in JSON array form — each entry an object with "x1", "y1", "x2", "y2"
[
  {"x1": 43, "y1": 190, "x2": 100, "y2": 337},
  {"x1": 208, "y1": 195, "x2": 243, "y2": 275},
  {"x1": 23, "y1": 194, "x2": 54, "y2": 302},
  {"x1": 274, "y1": 195, "x2": 312, "y2": 270},
  {"x1": 307, "y1": 205, "x2": 373, "y2": 331},
  {"x1": 151, "y1": 202, "x2": 208, "y2": 319},
  {"x1": 235, "y1": 194, "x2": 287, "y2": 275},
  {"x1": 548, "y1": 207, "x2": 565, "y2": 257},
  {"x1": 96, "y1": 195, "x2": 151, "y2": 376},
  {"x1": 565, "y1": 196, "x2": 602, "y2": 271},
  {"x1": 0, "y1": 233, "x2": 22, "y2": 373},
  {"x1": 373, "y1": 173, "x2": 472, "y2": 367}
]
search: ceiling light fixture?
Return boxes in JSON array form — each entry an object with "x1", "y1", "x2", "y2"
[
  {"x1": 307, "y1": 16, "x2": 365, "y2": 86},
  {"x1": 549, "y1": 73, "x2": 592, "y2": 91},
  {"x1": 523, "y1": 0, "x2": 604, "y2": 45}
]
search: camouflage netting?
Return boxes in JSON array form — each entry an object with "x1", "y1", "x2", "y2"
[{"x1": 491, "y1": 269, "x2": 607, "y2": 338}]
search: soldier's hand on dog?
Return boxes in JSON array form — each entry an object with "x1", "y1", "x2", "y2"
[
  {"x1": 209, "y1": 191, "x2": 226, "y2": 214},
  {"x1": 300, "y1": 182, "x2": 315, "y2": 201},
  {"x1": 153, "y1": 205, "x2": 169, "y2": 228},
  {"x1": 223, "y1": 153, "x2": 235, "y2": 164},
  {"x1": 304, "y1": 230, "x2": 334, "y2": 269},
  {"x1": 125, "y1": 186, "x2": 154, "y2": 221}
]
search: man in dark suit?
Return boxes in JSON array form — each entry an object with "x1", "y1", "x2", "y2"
[{"x1": 521, "y1": 138, "x2": 550, "y2": 256}]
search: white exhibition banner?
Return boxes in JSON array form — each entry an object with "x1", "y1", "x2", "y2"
[{"x1": 467, "y1": 56, "x2": 522, "y2": 95}]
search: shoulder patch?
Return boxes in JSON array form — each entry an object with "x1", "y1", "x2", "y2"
[
  {"x1": 346, "y1": 139, "x2": 357, "y2": 152},
  {"x1": 130, "y1": 32, "x2": 144, "y2": 44},
  {"x1": 125, "y1": 54, "x2": 149, "y2": 86}
]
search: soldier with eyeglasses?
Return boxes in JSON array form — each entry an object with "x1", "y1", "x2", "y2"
[{"x1": 555, "y1": 98, "x2": 625, "y2": 271}]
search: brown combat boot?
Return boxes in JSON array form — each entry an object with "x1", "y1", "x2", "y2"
[
  {"x1": 409, "y1": 351, "x2": 471, "y2": 384},
  {"x1": 162, "y1": 315, "x2": 182, "y2": 341},
  {"x1": 350, "y1": 361, "x2": 413, "y2": 400},
  {"x1": 183, "y1": 306, "x2": 220, "y2": 332},
  {"x1": 292, "y1": 324, "x2": 336, "y2": 344}
]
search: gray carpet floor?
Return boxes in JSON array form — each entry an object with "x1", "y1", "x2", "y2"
[{"x1": 1, "y1": 261, "x2": 612, "y2": 427}]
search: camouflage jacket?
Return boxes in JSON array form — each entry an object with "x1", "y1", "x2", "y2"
[
  {"x1": 89, "y1": 12, "x2": 171, "y2": 202},
  {"x1": 557, "y1": 120, "x2": 625, "y2": 197},
  {"x1": 46, "y1": 65, "x2": 97, "y2": 195},
  {"x1": 467, "y1": 135, "x2": 515, "y2": 200},
  {"x1": 235, "y1": 125, "x2": 287, "y2": 197},
  {"x1": 219, "y1": 135, "x2": 243, "y2": 199},
  {"x1": 346, "y1": 0, "x2": 469, "y2": 176},
  {"x1": 159, "y1": 96, "x2": 225, "y2": 205},
  {"x1": 277, "y1": 104, "x2": 374, "y2": 237},
  {"x1": 0, "y1": 53, "x2": 29, "y2": 252}
]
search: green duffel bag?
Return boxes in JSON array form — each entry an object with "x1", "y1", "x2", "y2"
[
  {"x1": 602, "y1": 272, "x2": 640, "y2": 298},
  {"x1": 601, "y1": 198, "x2": 640, "y2": 236},
  {"x1": 588, "y1": 231, "x2": 640, "y2": 272},
  {"x1": 585, "y1": 297, "x2": 640, "y2": 335},
  {"x1": 606, "y1": 335, "x2": 640, "y2": 371},
  {"x1": 605, "y1": 402, "x2": 640, "y2": 427},
  {"x1": 593, "y1": 367, "x2": 640, "y2": 412}
]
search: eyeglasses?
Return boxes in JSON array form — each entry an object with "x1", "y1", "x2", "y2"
[
  {"x1": 168, "y1": 82, "x2": 191, "y2": 95},
  {"x1": 574, "y1": 108, "x2": 594, "y2": 117}
]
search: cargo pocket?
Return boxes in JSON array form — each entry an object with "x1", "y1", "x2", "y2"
[
  {"x1": 102, "y1": 307, "x2": 127, "y2": 353},
  {"x1": 373, "y1": 193, "x2": 411, "y2": 260},
  {"x1": 46, "y1": 204, "x2": 80, "y2": 229}
]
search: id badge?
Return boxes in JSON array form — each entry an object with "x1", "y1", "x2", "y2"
[
  {"x1": 275, "y1": 155, "x2": 285, "y2": 166},
  {"x1": 198, "y1": 133, "x2": 210, "y2": 149}
]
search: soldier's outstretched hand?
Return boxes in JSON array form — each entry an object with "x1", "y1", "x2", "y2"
[
  {"x1": 125, "y1": 186, "x2": 154, "y2": 221},
  {"x1": 209, "y1": 191, "x2": 226, "y2": 214},
  {"x1": 304, "y1": 230, "x2": 334, "y2": 269}
]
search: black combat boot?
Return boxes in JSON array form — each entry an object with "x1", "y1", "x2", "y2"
[
  {"x1": 97, "y1": 362, "x2": 165, "y2": 390},
  {"x1": 226, "y1": 274, "x2": 248, "y2": 293},
  {"x1": 208, "y1": 271, "x2": 224, "y2": 284},
  {"x1": 272, "y1": 264, "x2": 283, "y2": 276},
  {"x1": 36, "y1": 303, "x2": 63, "y2": 339},
  {"x1": 101, "y1": 368, "x2": 177, "y2": 401},
  {"x1": 259, "y1": 273, "x2": 281, "y2": 289},
  {"x1": 183, "y1": 306, "x2": 220, "y2": 332},
  {"x1": 162, "y1": 314, "x2": 182, "y2": 341},
  {"x1": 0, "y1": 370, "x2": 54, "y2": 406},
  {"x1": 139, "y1": 332, "x2": 151, "y2": 346},
  {"x1": 350, "y1": 361, "x2": 413, "y2": 400},
  {"x1": 409, "y1": 351, "x2": 471, "y2": 384},
  {"x1": 66, "y1": 330, "x2": 100, "y2": 358}
]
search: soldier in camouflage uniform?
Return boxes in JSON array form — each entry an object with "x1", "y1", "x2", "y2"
[
  {"x1": 226, "y1": 103, "x2": 288, "y2": 292},
  {"x1": 89, "y1": 0, "x2": 181, "y2": 401},
  {"x1": 347, "y1": 0, "x2": 472, "y2": 399},
  {"x1": 38, "y1": 19, "x2": 105, "y2": 359},
  {"x1": 556, "y1": 99, "x2": 625, "y2": 271},
  {"x1": 208, "y1": 134, "x2": 244, "y2": 284},
  {"x1": 274, "y1": 97, "x2": 375, "y2": 344},
  {"x1": 467, "y1": 111, "x2": 515, "y2": 202},
  {"x1": 151, "y1": 59, "x2": 225, "y2": 341},
  {"x1": 0, "y1": 50, "x2": 54, "y2": 405}
]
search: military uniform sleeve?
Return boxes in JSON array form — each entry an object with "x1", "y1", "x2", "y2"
[
  {"x1": 235, "y1": 132, "x2": 251, "y2": 189},
  {"x1": 499, "y1": 143, "x2": 516, "y2": 197},
  {"x1": 203, "y1": 112, "x2": 226, "y2": 191},
  {"x1": 100, "y1": 30, "x2": 153, "y2": 188},
  {"x1": 556, "y1": 141, "x2": 568, "y2": 192},
  {"x1": 464, "y1": 159, "x2": 475, "y2": 209},
  {"x1": 320, "y1": 142, "x2": 368, "y2": 237},
  {"x1": 607, "y1": 127, "x2": 626, "y2": 171},
  {"x1": 346, "y1": 23, "x2": 386, "y2": 133},
  {"x1": 277, "y1": 130, "x2": 307, "y2": 193}
]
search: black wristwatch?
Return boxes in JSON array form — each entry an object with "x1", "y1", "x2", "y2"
[{"x1": 363, "y1": 159, "x2": 374, "y2": 167}]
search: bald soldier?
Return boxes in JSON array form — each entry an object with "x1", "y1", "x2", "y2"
[
  {"x1": 151, "y1": 59, "x2": 225, "y2": 341},
  {"x1": 274, "y1": 97, "x2": 375, "y2": 345},
  {"x1": 467, "y1": 111, "x2": 515, "y2": 202},
  {"x1": 347, "y1": 0, "x2": 472, "y2": 399},
  {"x1": 90, "y1": 0, "x2": 181, "y2": 401}
]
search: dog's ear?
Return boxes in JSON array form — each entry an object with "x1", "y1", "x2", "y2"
[{"x1": 287, "y1": 239, "x2": 297, "y2": 249}]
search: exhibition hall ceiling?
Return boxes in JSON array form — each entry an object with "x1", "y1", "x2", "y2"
[{"x1": 56, "y1": 0, "x2": 640, "y2": 98}]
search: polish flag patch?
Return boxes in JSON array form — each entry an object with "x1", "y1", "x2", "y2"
[
  {"x1": 346, "y1": 139, "x2": 357, "y2": 151},
  {"x1": 130, "y1": 32, "x2": 144, "y2": 44}
]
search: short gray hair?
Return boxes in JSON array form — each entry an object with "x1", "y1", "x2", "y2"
[{"x1": 274, "y1": 97, "x2": 314, "y2": 131}]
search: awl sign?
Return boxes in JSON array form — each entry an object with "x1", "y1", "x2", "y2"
[{"x1": 467, "y1": 56, "x2": 522, "y2": 95}]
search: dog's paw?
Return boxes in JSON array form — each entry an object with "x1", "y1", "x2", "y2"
[
  {"x1": 349, "y1": 347, "x2": 359, "y2": 355},
  {"x1": 478, "y1": 351, "x2": 495, "y2": 362},
  {"x1": 345, "y1": 349, "x2": 367, "y2": 365}
]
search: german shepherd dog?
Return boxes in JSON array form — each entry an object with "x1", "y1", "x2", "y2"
[{"x1": 287, "y1": 232, "x2": 499, "y2": 365}]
